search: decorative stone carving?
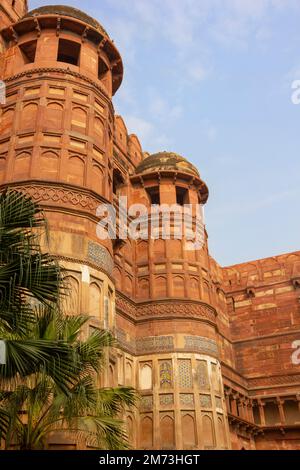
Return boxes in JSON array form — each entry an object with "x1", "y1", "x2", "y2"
[
  {"x1": 6, "y1": 67, "x2": 110, "y2": 99},
  {"x1": 200, "y1": 394, "x2": 212, "y2": 408},
  {"x1": 180, "y1": 394, "x2": 195, "y2": 407},
  {"x1": 196, "y1": 360, "x2": 210, "y2": 389},
  {"x1": 116, "y1": 295, "x2": 217, "y2": 325},
  {"x1": 159, "y1": 394, "x2": 174, "y2": 407},
  {"x1": 141, "y1": 395, "x2": 153, "y2": 411},
  {"x1": 88, "y1": 242, "x2": 113, "y2": 275},
  {"x1": 159, "y1": 360, "x2": 173, "y2": 389},
  {"x1": 136, "y1": 336, "x2": 174, "y2": 354},
  {"x1": 178, "y1": 359, "x2": 193, "y2": 389},
  {"x1": 215, "y1": 397, "x2": 223, "y2": 409},
  {"x1": 184, "y1": 336, "x2": 218, "y2": 357}
]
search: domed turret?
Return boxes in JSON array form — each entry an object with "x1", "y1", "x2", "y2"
[
  {"x1": 136, "y1": 151, "x2": 200, "y2": 177},
  {"x1": 24, "y1": 5, "x2": 108, "y2": 36}
]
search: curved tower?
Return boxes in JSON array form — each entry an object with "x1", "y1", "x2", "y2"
[
  {"x1": 113, "y1": 152, "x2": 230, "y2": 449},
  {"x1": 0, "y1": 5, "x2": 123, "y2": 391},
  {"x1": 0, "y1": 4, "x2": 231, "y2": 451}
]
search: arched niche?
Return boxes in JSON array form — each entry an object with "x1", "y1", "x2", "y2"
[
  {"x1": 39, "y1": 150, "x2": 59, "y2": 180},
  {"x1": 71, "y1": 106, "x2": 87, "y2": 132},
  {"x1": 202, "y1": 414, "x2": 215, "y2": 448},
  {"x1": 189, "y1": 277, "x2": 200, "y2": 299},
  {"x1": 0, "y1": 108, "x2": 14, "y2": 134},
  {"x1": 217, "y1": 415, "x2": 227, "y2": 448},
  {"x1": 89, "y1": 282, "x2": 102, "y2": 318},
  {"x1": 94, "y1": 116, "x2": 104, "y2": 145},
  {"x1": 113, "y1": 266, "x2": 122, "y2": 290},
  {"x1": 140, "y1": 416, "x2": 153, "y2": 449},
  {"x1": 136, "y1": 240, "x2": 148, "y2": 262},
  {"x1": 155, "y1": 276, "x2": 167, "y2": 298},
  {"x1": 45, "y1": 102, "x2": 63, "y2": 129},
  {"x1": 182, "y1": 414, "x2": 196, "y2": 449},
  {"x1": 20, "y1": 102, "x2": 38, "y2": 130},
  {"x1": 160, "y1": 415, "x2": 175, "y2": 449},
  {"x1": 14, "y1": 151, "x2": 31, "y2": 179},
  {"x1": 173, "y1": 275, "x2": 185, "y2": 298},
  {"x1": 67, "y1": 155, "x2": 85, "y2": 186},
  {"x1": 137, "y1": 278, "x2": 149, "y2": 300},
  {"x1": 63, "y1": 275, "x2": 80, "y2": 316},
  {"x1": 139, "y1": 364, "x2": 152, "y2": 390},
  {"x1": 125, "y1": 361, "x2": 133, "y2": 386},
  {"x1": 91, "y1": 161, "x2": 104, "y2": 193}
]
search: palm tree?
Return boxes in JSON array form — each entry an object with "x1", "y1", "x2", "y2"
[
  {"x1": 0, "y1": 310, "x2": 135, "y2": 450},
  {"x1": 0, "y1": 190, "x2": 136, "y2": 449},
  {"x1": 0, "y1": 190, "x2": 75, "y2": 391}
]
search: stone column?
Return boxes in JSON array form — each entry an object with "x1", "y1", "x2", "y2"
[
  {"x1": 248, "y1": 400, "x2": 255, "y2": 423},
  {"x1": 258, "y1": 400, "x2": 266, "y2": 426},
  {"x1": 231, "y1": 394, "x2": 238, "y2": 416},
  {"x1": 276, "y1": 397, "x2": 286, "y2": 425},
  {"x1": 225, "y1": 389, "x2": 232, "y2": 414}
]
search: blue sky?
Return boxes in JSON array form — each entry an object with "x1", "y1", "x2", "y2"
[{"x1": 29, "y1": 0, "x2": 300, "y2": 266}]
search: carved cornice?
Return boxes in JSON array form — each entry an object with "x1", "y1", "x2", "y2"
[
  {"x1": 116, "y1": 293, "x2": 217, "y2": 325},
  {"x1": 248, "y1": 373, "x2": 300, "y2": 388},
  {"x1": 1, "y1": 181, "x2": 107, "y2": 220},
  {"x1": 4, "y1": 67, "x2": 110, "y2": 102}
]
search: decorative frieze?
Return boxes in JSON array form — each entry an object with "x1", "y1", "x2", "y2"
[
  {"x1": 178, "y1": 359, "x2": 193, "y2": 389},
  {"x1": 159, "y1": 360, "x2": 173, "y2": 389},
  {"x1": 88, "y1": 241, "x2": 113, "y2": 275},
  {"x1": 140, "y1": 395, "x2": 153, "y2": 411},
  {"x1": 159, "y1": 394, "x2": 174, "y2": 407},
  {"x1": 136, "y1": 336, "x2": 174, "y2": 354},
  {"x1": 196, "y1": 360, "x2": 210, "y2": 389},
  {"x1": 200, "y1": 394, "x2": 212, "y2": 408},
  {"x1": 180, "y1": 394, "x2": 195, "y2": 407},
  {"x1": 184, "y1": 336, "x2": 218, "y2": 357}
]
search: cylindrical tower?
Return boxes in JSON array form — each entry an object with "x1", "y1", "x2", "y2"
[
  {"x1": 114, "y1": 152, "x2": 231, "y2": 450},
  {"x1": 0, "y1": 5, "x2": 123, "y2": 383}
]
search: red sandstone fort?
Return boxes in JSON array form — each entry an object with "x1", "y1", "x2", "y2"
[{"x1": 1, "y1": 1, "x2": 300, "y2": 450}]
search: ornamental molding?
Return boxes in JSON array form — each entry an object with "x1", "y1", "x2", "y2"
[
  {"x1": 5, "y1": 66, "x2": 110, "y2": 101},
  {"x1": 116, "y1": 294, "x2": 217, "y2": 325},
  {"x1": 1, "y1": 181, "x2": 107, "y2": 219}
]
